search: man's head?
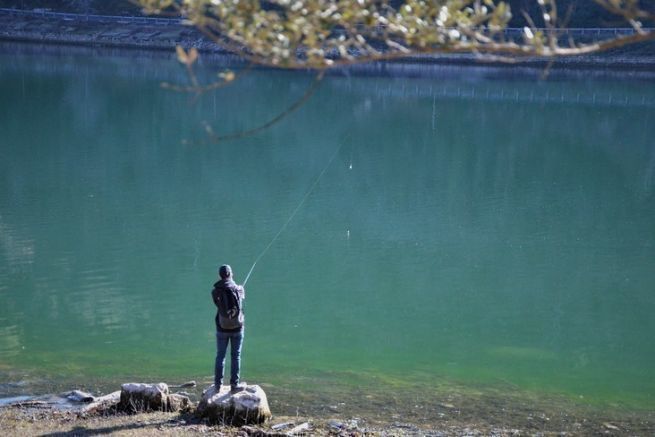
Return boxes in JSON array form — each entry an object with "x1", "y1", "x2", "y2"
[{"x1": 219, "y1": 264, "x2": 232, "y2": 279}]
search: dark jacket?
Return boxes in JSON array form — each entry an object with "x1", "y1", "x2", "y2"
[{"x1": 211, "y1": 278, "x2": 245, "y2": 332}]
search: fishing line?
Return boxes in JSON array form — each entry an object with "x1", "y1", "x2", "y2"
[{"x1": 242, "y1": 142, "x2": 345, "y2": 286}]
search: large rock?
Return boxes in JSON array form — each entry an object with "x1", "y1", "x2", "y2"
[
  {"x1": 197, "y1": 384, "x2": 272, "y2": 426},
  {"x1": 118, "y1": 383, "x2": 191, "y2": 413}
]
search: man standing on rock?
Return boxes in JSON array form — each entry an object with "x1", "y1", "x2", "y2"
[{"x1": 212, "y1": 264, "x2": 246, "y2": 393}]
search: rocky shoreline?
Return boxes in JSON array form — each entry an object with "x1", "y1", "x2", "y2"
[
  {"x1": 1, "y1": 401, "x2": 652, "y2": 436},
  {"x1": 4, "y1": 409, "x2": 593, "y2": 437},
  {"x1": 2, "y1": 377, "x2": 654, "y2": 436},
  {"x1": 2, "y1": 408, "x2": 528, "y2": 436}
]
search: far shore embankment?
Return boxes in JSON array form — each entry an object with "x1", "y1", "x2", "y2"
[{"x1": 1, "y1": 7, "x2": 655, "y2": 75}]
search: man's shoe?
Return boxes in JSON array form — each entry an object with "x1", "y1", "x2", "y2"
[{"x1": 230, "y1": 382, "x2": 246, "y2": 393}]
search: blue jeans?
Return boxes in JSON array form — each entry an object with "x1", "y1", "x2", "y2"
[{"x1": 214, "y1": 330, "x2": 244, "y2": 387}]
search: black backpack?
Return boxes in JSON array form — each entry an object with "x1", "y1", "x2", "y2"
[{"x1": 217, "y1": 286, "x2": 244, "y2": 330}]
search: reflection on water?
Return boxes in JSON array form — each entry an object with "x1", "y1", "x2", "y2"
[
  {"x1": 0, "y1": 325, "x2": 21, "y2": 358},
  {"x1": 0, "y1": 44, "x2": 654, "y2": 412},
  {"x1": 0, "y1": 215, "x2": 35, "y2": 268}
]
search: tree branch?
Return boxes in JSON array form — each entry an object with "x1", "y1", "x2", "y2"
[{"x1": 205, "y1": 71, "x2": 325, "y2": 143}]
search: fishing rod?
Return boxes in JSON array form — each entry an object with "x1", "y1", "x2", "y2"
[{"x1": 242, "y1": 141, "x2": 345, "y2": 287}]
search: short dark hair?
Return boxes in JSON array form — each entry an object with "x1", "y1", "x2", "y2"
[{"x1": 219, "y1": 264, "x2": 232, "y2": 279}]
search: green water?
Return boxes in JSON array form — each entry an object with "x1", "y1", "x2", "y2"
[{"x1": 1, "y1": 45, "x2": 654, "y2": 412}]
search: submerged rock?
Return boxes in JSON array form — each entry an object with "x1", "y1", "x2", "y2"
[
  {"x1": 197, "y1": 384, "x2": 271, "y2": 426},
  {"x1": 117, "y1": 383, "x2": 190, "y2": 413},
  {"x1": 173, "y1": 380, "x2": 197, "y2": 389},
  {"x1": 65, "y1": 390, "x2": 95, "y2": 403}
]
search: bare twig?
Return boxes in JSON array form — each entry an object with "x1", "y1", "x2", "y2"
[
  {"x1": 205, "y1": 71, "x2": 325, "y2": 143},
  {"x1": 161, "y1": 63, "x2": 253, "y2": 94}
]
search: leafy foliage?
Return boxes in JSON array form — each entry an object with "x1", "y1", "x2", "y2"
[{"x1": 135, "y1": 0, "x2": 655, "y2": 69}]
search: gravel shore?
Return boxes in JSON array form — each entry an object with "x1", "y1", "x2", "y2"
[
  {"x1": 1, "y1": 405, "x2": 651, "y2": 436},
  {"x1": 2, "y1": 378, "x2": 654, "y2": 436}
]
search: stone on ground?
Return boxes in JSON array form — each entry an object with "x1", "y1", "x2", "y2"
[
  {"x1": 197, "y1": 384, "x2": 272, "y2": 426},
  {"x1": 81, "y1": 390, "x2": 122, "y2": 413},
  {"x1": 117, "y1": 383, "x2": 190, "y2": 413}
]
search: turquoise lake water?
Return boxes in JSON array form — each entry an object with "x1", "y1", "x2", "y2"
[{"x1": 0, "y1": 45, "x2": 654, "y2": 413}]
